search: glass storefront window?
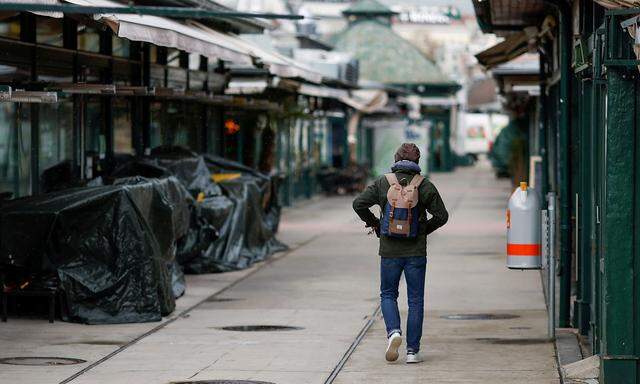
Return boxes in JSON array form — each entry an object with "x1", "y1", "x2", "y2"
[
  {"x1": 77, "y1": 25, "x2": 100, "y2": 53},
  {"x1": 85, "y1": 98, "x2": 104, "y2": 155},
  {"x1": 207, "y1": 108, "x2": 222, "y2": 155},
  {"x1": 150, "y1": 101, "x2": 199, "y2": 150},
  {"x1": 39, "y1": 101, "x2": 73, "y2": 174},
  {"x1": 0, "y1": 103, "x2": 31, "y2": 197},
  {"x1": 0, "y1": 14, "x2": 21, "y2": 40},
  {"x1": 150, "y1": 101, "x2": 163, "y2": 149},
  {"x1": 167, "y1": 102, "x2": 188, "y2": 147},
  {"x1": 36, "y1": 17, "x2": 63, "y2": 47},
  {"x1": 113, "y1": 98, "x2": 133, "y2": 154},
  {"x1": 112, "y1": 35, "x2": 130, "y2": 58}
]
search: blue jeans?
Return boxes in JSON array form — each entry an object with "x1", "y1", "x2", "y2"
[{"x1": 380, "y1": 256, "x2": 427, "y2": 353}]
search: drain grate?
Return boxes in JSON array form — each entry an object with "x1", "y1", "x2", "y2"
[
  {"x1": 217, "y1": 325, "x2": 303, "y2": 332},
  {"x1": 171, "y1": 381, "x2": 275, "y2": 384},
  {"x1": 0, "y1": 357, "x2": 86, "y2": 366},
  {"x1": 441, "y1": 313, "x2": 520, "y2": 320},
  {"x1": 509, "y1": 326, "x2": 532, "y2": 330},
  {"x1": 475, "y1": 337, "x2": 549, "y2": 345}
]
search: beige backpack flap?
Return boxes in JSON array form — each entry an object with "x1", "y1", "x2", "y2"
[
  {"x1": 385, "y1": 173, "x2": 401, "y2": 220},
  {"x1": 403, "y1": 175, "x2": 424, "y2": 208}
]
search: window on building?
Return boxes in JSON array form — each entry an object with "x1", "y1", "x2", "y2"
[
  {"x1": 207, "y1": 107, "x2": 222, "y2": 155},
  {"x1": 112, "y1": 35, "x2": 131, "y2": 58},
  {"x1": 113, "y1": 98, "x2": 133, "y2": 154},
  {"x1": 167, "y1": 49, "x2": 180, "y2": 68},
  {"x1": 0, "y1": 14, "x2": 21, "y2": 40},
  {"x1": 36, "y1": 17, "x2": 63, "y2": 47},
  {"x1": 0, "y1": 103, "x2": 31, "y2": 197},
  {"x1": 84, "y1": 98, "x2": 104, "y2": 155},
  {"x1": 167, "y1": 102, "x2": 189, "y2": 147},
  {"x1": 39, "y1": 101, "x2": 73, "y2": 175},
  {"x1": 77, "y1": 24, "x2": 101, "y2": 53},
  {"x1": 150, "y1": 101, "x2": 164, "y2": 149}
]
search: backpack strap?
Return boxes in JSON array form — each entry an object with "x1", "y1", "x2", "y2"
[
  {"x1": 384, "y1": 173, "x2": 400, "y2": 220},
  {"x1": 384, "y1": 173, "x2": 399, "y2": 186},
  {"x1": 405, "y1": 175, "x2": 424, "y2": 208},
  {"x1": 409, "y1": 175, "x2": 424, "y2": 187}
]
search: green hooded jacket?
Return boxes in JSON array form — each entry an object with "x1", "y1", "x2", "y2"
[{"x1": 352, "y1": 170, "x2": 448, "y2": 257}]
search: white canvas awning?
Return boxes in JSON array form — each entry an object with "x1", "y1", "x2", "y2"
[
  {"x1": 298, "y1": 83, "x2": 349, "y2": 99},
  {"x1": 225, "y1": 79, "x2": 270, "y2": 95},
  {"x1": 64, "y1": 0, "x2": 254, "y2": 65},
  {"x1": 339, "y1": 90, "x2": 388, "y2": 113},
  {"x1": 191, "y1": 22, "x2": 323, "y2": 84}
]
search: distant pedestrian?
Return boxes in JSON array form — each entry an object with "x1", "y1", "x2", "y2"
[{"x1": 352, "y1": 143, "x2": 448, "y2": 364}]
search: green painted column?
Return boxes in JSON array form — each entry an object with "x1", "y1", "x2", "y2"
[
  {"x1": 600, "y1": 67, "x2": 638, "y2": 384},
  {"x1": 576, "y1": 78, "x2": 592, "y2": 336}
]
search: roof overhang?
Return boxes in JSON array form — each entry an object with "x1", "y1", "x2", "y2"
[
  {"x1": 472, "y1": 0, "x2": 547, "y2": 35},
  {"x1": 475, "y1": 26, "x2": 539, "y2": 69}
]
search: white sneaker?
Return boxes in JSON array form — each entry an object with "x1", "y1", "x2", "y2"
[
  {"x1": 385, "y1": 332, "x2": 402, "y2": 362},
  {"x1": 406, "y1": 352, "x2": 423, "y2": 364}
]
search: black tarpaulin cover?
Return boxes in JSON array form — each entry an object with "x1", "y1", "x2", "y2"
[
  {"x1": 112, "y1": 150, "x2": 286, "y2": 273},
  {"x1": 0, "y1": 177, "x2": 191, "y2": 324},
  {"x1": 183, "y1": 155, "x2": 287, "y2": 273}
]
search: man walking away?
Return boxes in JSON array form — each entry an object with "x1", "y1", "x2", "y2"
[{"x1": 352, "y1": 143, "x2": 448, "y2": 364}]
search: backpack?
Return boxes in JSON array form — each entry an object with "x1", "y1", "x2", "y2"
[{"x1": 380, "y1": 173, "x2": 424, "y2": 238}]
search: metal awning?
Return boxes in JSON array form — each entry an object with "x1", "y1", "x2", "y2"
[
  {"x1": 475, "y1": 26, "x2": 538, "y2": 69},
  {"x1": 297, "y1": 83, "x2": 349, "y2": 99},
  {"x1": 339, "y1": 90, "x2": 388, "y2": 113},
  {"x1": 225, "y1": 79, "x2": 270, "y2": 95},
  {"x1": 65, "y1": 0, "x2": 254, "y2": 65},
  {"x1": 191, "y1": 22, "x2": 323, "y2": 84}
]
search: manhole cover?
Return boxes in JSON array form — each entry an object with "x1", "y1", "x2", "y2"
[
  {"x1": 171, "y1": 381, "x2": 275, "y2": 384},
  {"x1": 475, "y1": 338, "x2": 549, "y2": 345},
  {"x1": 0, "y1": 357, "x2": 86, "y2": 366},
  {"x1": 217, "y1": 325, "x2": 303, "y2": 332},
  {"x1": 441, "y1": 313, "x2": 520, "y2": 320}
]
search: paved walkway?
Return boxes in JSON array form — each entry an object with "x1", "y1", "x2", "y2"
[{"x1": 0, "y1": 162, "x2": 558, "y2": 384}]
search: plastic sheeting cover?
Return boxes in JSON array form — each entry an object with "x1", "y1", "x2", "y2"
[{"x1": 0, "y1": 177, "x2": 191, "y2": 324}]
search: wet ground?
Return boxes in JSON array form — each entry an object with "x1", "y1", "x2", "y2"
[{"x1": 0, "y1": 162, "x2": 558, "y2": 384}]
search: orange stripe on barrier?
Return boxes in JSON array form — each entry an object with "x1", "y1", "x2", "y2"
[{"x1": 507, "y1": 243, "x2": 540, "y2": 256}]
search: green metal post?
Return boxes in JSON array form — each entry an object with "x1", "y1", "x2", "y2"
[
  {"x1": 538, "y1": 51, "x2": 549, "y2": 201},
  {"x1": 576, "y1": 77, "x2": 592, "y2": 336},
  {"x1": 600, "y1": 67, "x2": 637, "y2": 384},
  {"x1": 545, "y1": 0, "x2": 573, "y2": 327}
]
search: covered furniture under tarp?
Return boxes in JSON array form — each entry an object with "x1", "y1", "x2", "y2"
[
  {"x1": 0, "y1": 177, "x2": 190, "y2": 324},
  {"x1": 111, "y1": 148, "x2": 286, "y2": 273}
]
